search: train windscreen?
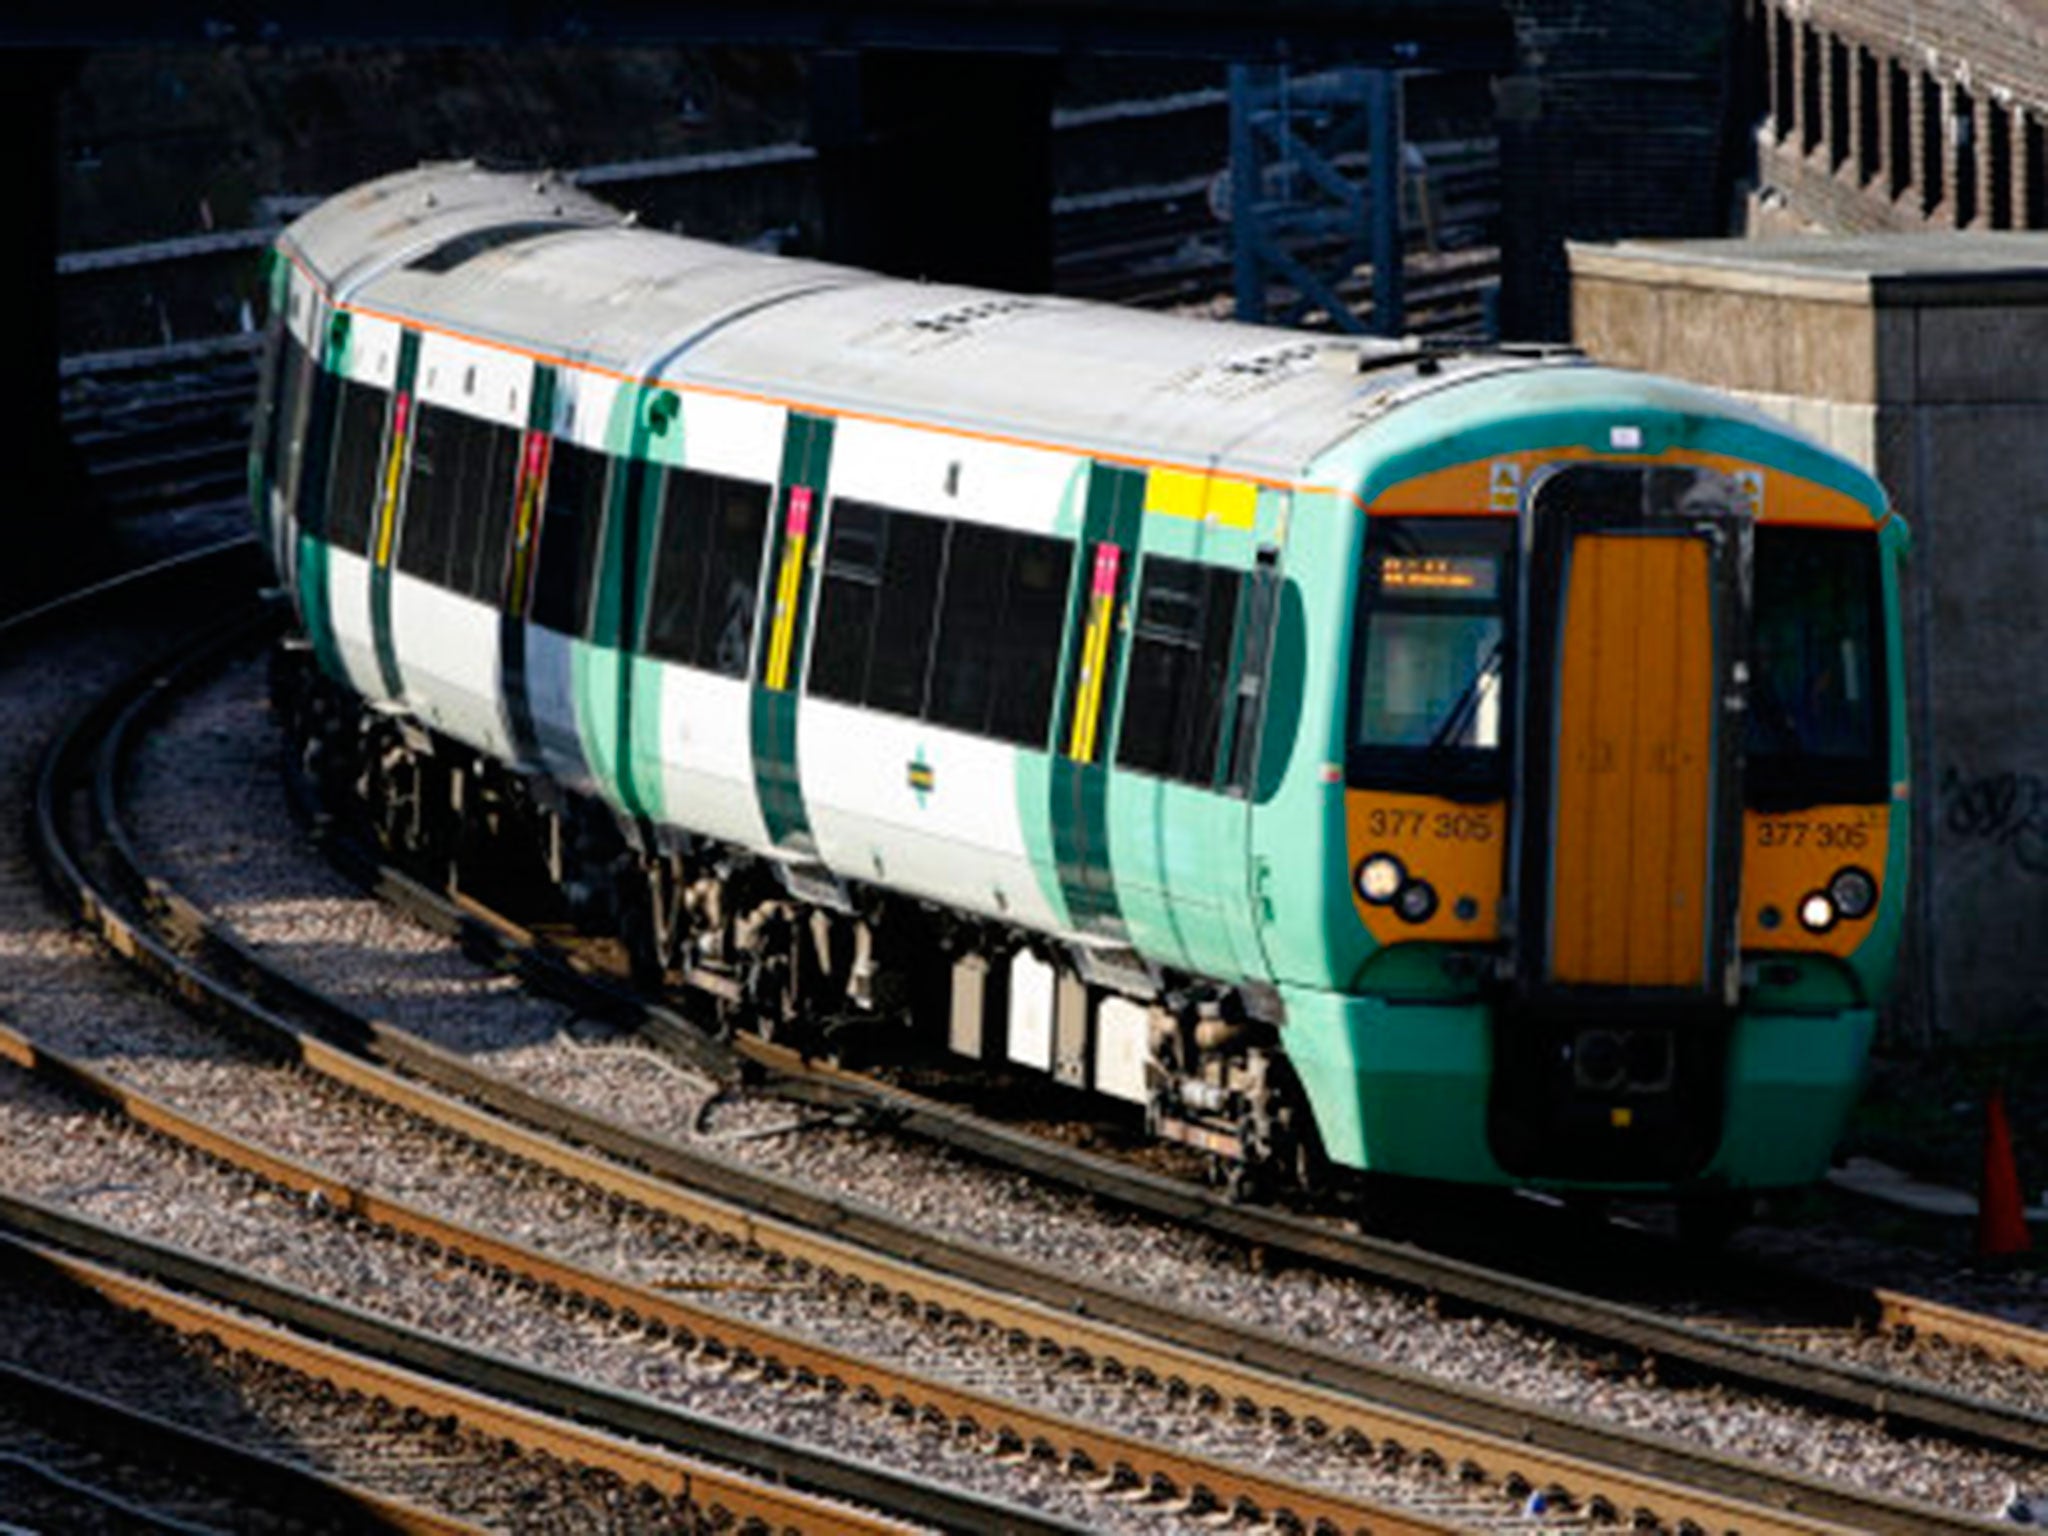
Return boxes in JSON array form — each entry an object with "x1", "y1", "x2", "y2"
[
  {"x1": 1348, "y1": 517, "x2": 1515, "y2": 799},
  {"x1": 1746, "y1": 525, "x2": 1887, "y2": 809}
]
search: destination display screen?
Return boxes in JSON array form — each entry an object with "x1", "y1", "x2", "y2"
[{"x1": 1376, "y1": 553, "x2": 1500, "y2": 599}]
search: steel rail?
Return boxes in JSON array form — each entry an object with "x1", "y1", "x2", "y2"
[
  {"x1": 1874, "y1": 1290, "x2": 2048, "y2": 1373},
  {"x1": 0, "y1": 1218, "x2": 940, "y2": 1536},
  {"x1": 736, "y1": 1042, "x2": 2048, "y2": 1458},
  {"x1": 43, "y1": 632, "x2": 2003, "y2": 1535},
  {"x1": 0, "y1": 1017, "x2": 1484, "y2": 1536},
  {"x1": 0, "y1": 1356, "x2": 483, "y2": 1534}
]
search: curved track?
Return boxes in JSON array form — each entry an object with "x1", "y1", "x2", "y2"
[{"x1": 42, "y1": 603, "x2": 2044, "y2": 1535}]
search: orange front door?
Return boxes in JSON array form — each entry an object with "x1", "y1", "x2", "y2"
[{"x1": 1548, "y1": 533, "x2": 1716, "y2": 988}]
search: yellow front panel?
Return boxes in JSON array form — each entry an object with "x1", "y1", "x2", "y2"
[
  {"x1": 1740, "y1": 805, "x2": 1891, "y2": 955},
  {"x1": 1551, "y1": 535, "x2": 1714, "y2": 987},
  {"x1": 1345, "y1": 790, "x2": 1506, "y2": 943}
]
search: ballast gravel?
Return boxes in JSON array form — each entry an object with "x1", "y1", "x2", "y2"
[
  {"x1": 0, "y1": 1213, "x2": 732, "y2": 1535},
  {"x1": 0, "y1": 1068, "x2": 1500, "y2": 1533},
  {"x1": 93, "y1": 650, "x2": 2048, "y2": 1525}
]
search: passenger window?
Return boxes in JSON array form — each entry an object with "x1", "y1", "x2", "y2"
[
  {"x1": 325, "y1": 379, "x2": 389, "y2": 556},
  {"x1": 926, "y1": 522, "x2": 1006, "y2": 731},
  {"x1": 460, "y1": 417, "x2": 521, "y2": 603},
  {"x1": 1117, "y1": 555, "x2": 1244, "y2": 786},
  {"x1": 929, "y1": 523, "x2": 1073, "y2": 748},
  {"x1": 643, "y1": 470, "x2": 772, "y2": 677},
  {"x1": 808, "y1": 499, "x2": 884, "y2": 706},
  {"x1": 399, "y1": 404, "x2": 521, "y2": 602},
  {"x1": 864, "y1": 510, "x2": 946, "y2": 716},
  {"x1": 529, "y1": 440, "x2": 611, "y2": 637},
  {"x1": 397, "y1": 403, "x2": 458, "y2": 588},
  {"x1": 810, "y1": 499, "x2": 1075, "y2": 740}
]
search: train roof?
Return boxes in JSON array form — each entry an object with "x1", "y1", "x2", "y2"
[{"x1": 283, "y1": 164, "x2": 1558, "y2": 484}]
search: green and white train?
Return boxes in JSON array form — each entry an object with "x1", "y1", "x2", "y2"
[{"x1": 256, "y1": 165, "x2": 1911, "y2": 1202}]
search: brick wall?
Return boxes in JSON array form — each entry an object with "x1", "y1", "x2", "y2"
[
  {"x1": 1497, "y1": 0, "x2": 1739, "y2": 339},
  {"x1": 1750, "y1": 0, "x2": 2048, "y2": 234}
]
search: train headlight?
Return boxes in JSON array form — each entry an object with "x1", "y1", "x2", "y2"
[
  {"x1": 1828, "y1": 866, "x2": 1878, "y2": 921},
  {"x1": 1357, "y1": 853, "x2": 1405, "y2": 905},
  {"x1": 1395, "y1": 879, "x2": 1439, "y2": 924},
  {"x1": 1798, "y1": 891, "x2": 1837, "y2": 934}
]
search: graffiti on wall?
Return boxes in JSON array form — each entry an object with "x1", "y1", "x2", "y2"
[{"x1": 1940, "y1": 768, "x2": 2048, "y2": 877}]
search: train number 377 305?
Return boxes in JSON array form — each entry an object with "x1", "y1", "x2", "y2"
[
  {"x1": 1366, "y1": 808, "x2": 1497, "y2": 843},
  {"x1": 1755, "y1": 817, "x2": 1872, "y2": 851}
]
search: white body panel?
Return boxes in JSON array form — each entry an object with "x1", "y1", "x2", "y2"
[
  {"x1": 679, "y1": 391, "x2": 787, "y2": 483},
  {"x1": 646, "y1": 665, "x2": 768, "y2": 848},
  {"x1": 345, "y1": 314, "x2": 404, "y2": 389},
  {"x1": 389, "y1": 573, "x2": 509, "y2": 759},
  {"x1": 325, "y1": 547, "x2": 386, "y2": 701},
  {"x1": 556, "y1": 369, "x2": 627, "y2": 451},
  {"x1": 827, "y1": 416, "x2": 1082, "y2": 533},
  {"x1": 799, "y1": 699, "x2": 1055, "y2": 930},
  {"x1": 416, "y1": 332, "x2": 531, "y2": 428},
  {"x1": 1093, "y1": 997, "x2": 1152, "y2": 1105}
]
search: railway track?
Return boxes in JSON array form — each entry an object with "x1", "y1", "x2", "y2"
[
  {"x1": 36, "y1": 603, "x2": 2046, "y2": 1532},
  {"x1": 273, "y1": 737, "x2": 2048, "y2": 1477},
  {"x1": 1, "y1": 1221, "x2": 925, "y2": 1536},
  {"x1": 62, "y1": 345, "x2": 259, "y2": 518},
  {"x1": 0, "y1": 1348, "x2": 472, "y2": 1535}
]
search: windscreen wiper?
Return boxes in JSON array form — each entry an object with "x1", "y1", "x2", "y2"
[{"x1": 1425, "y1": 638, "x2": 1504, "y2": 752}]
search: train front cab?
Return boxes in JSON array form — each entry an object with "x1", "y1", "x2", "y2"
[{"x1": 1279, "y1": 388, "x2": 1908, "y2": 1196}]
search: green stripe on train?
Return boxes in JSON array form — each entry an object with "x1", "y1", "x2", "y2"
[
  {"x1": 751, "y1": 412, "x2": 834, "y2": 852},
  {"x1": 578, "y1": 384, "x2": 670, "y2": 819}
]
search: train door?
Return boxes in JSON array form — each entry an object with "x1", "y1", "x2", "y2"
[
  {"x1": 1047, "y1": 462, "x2": 1143, "y2": 940},
  {"x1": 499, "y1": 364, "x2": 558, "y2": 766},
  {"x1": 1492, "y1": 463, "x2": 1751, "y2": 1180},
  {"x1": 365, "y1": 329, "x2": 422, "y2": 703},
  {"x1": 1516, "y1": 464, "x2": 1749, "y2": 1000}
]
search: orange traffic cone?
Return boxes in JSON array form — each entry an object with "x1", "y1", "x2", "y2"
[{"x1": 1976, "y1": 1087, "x2": 2033, "y2": 1259}]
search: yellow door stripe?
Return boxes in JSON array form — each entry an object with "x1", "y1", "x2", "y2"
[
  {"x1": 1066, "y1": 542, "x2": 1122, "y2": 762},
  {"x1": 763, "y1": 486, "x2": 813, "y2": 691},
  {"x1": 372, "y1": 391, "x2": 413, "y2": 569}
]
